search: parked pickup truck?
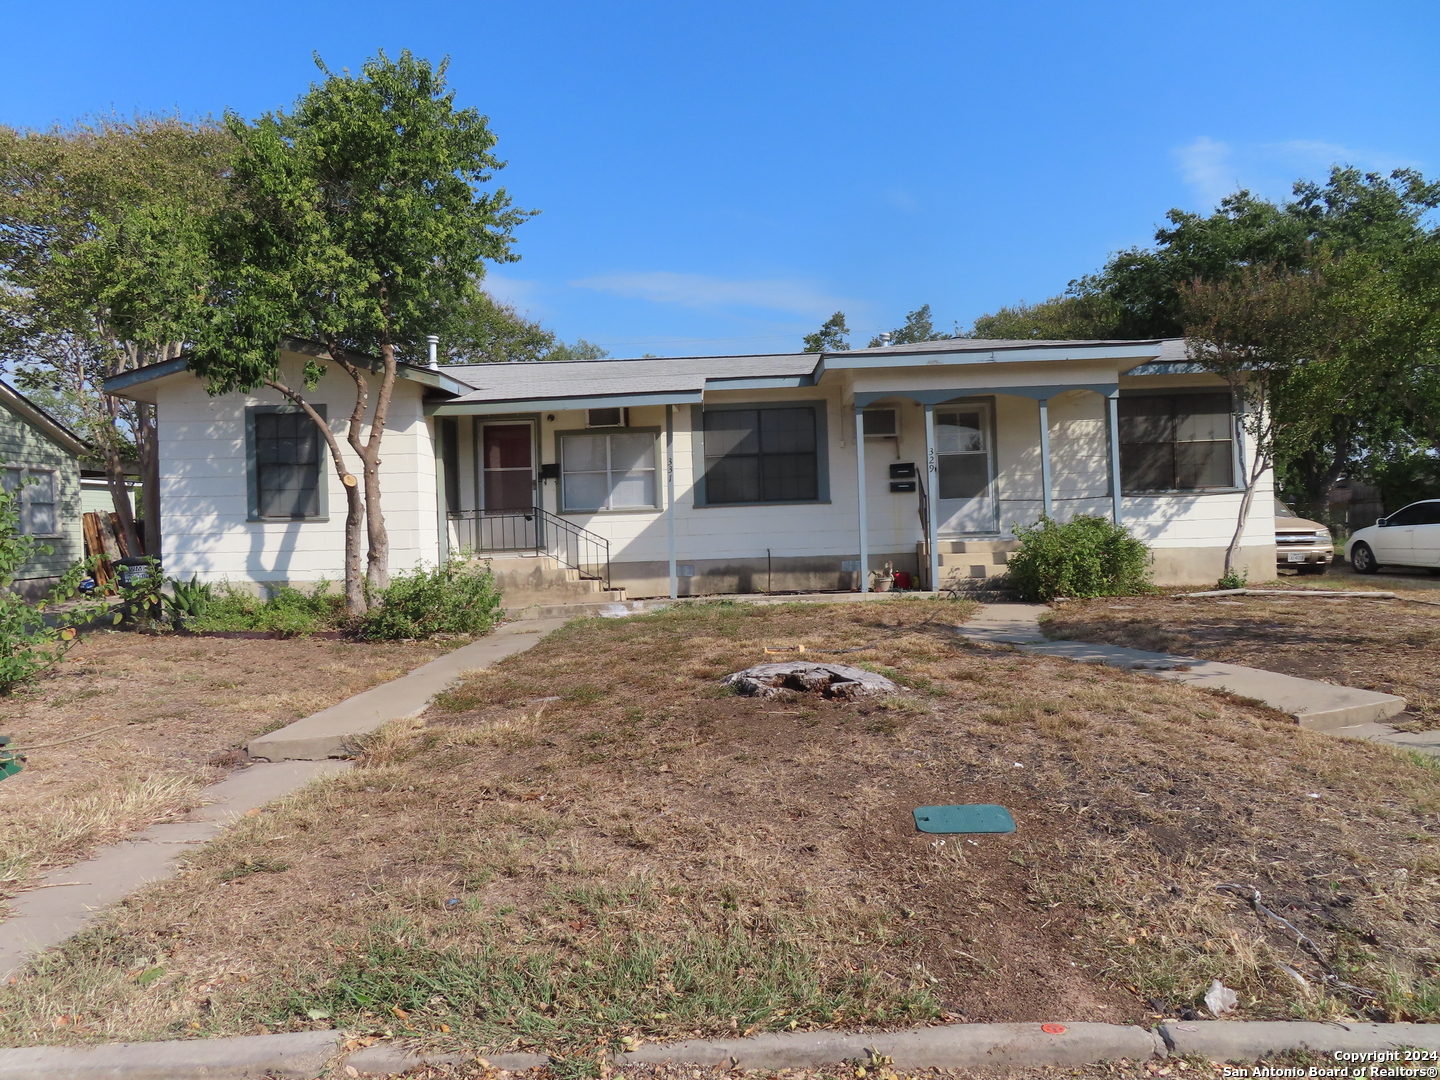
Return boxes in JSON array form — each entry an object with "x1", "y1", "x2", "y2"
[{"x1": 1275, "y1": 499, "x2": 1334, "y2": 575}]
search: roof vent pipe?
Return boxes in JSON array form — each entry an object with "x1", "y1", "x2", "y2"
[
  {"x1": 878, "y1": 332, "x2": 892, "y2": 348},
  {"x1": 426, "y1": 334, "x2": 440, "y2": 370}
]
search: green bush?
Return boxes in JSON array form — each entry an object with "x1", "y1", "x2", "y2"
[
  {"x1": 0, "y1": 488, "x2": 101, "y2": 693},
  {"x1": 1005, "y1": 514, "x2": 1152, "y2": 602},
  {"x1": 189, "y1": 581, "x2": 345, "y2": 635},
  {"x1": 360, "y1": 557, "x2": 502, "y2": 641}
]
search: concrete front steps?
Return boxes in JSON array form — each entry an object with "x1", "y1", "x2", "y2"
[
  {"x1": 480, "y1": 554, "x2": 628, "y2": 615},
  {"x1": 918, "y1": 537, "x2": 1017, "y2": 590}
]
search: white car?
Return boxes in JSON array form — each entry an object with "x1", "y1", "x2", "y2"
[{"x1": 1345, "y1": 499, "x2": 1440, "y2": 575}]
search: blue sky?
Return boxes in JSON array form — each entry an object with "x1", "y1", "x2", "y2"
[{"x1": 3, "y1": 1, "x2": 1436, "y2": 356}]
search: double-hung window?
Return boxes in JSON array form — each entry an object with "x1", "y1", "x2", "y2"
[
  {"x1": 0, "y1": 465, "x2": 59, "y2": 535},
  {"x1": 560, "y1": 431, "x2": 658, "y2": 512},
  {"x1": 249, "y1": 406, "x2": 326, "y2": 520},
  {"x1": 702, "y1": 406, "x2": 819, "y2": 504},
  {"x1": 1119, "y1": 393, "x2": 1234, "y2": 493}
]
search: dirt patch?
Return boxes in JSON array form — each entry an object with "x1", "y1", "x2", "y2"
[
  {"x1": 1, "y1": 599, "x2": 1436, "y2": 1056},
  {"x1": 1043, "y1": 583, "x2": 1440, "y2": 730},
  {"x1": 0, "y1": 629, "x2": 451, "y2": 900}
]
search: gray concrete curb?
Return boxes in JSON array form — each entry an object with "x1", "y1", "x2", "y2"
[
  {"x1": 1159, "y1": 1020, "x2": 1440, "y2": 1060},
  {"x1": 8, "y1": 1021, "x2": 1440, "y2": 1078},
  {"x1": 614, "y1": 1022, "x2": 1162, "y2": 1070},
  {"x1": 0, "y1": 1029, "x2": 339, "y2": 1079}
]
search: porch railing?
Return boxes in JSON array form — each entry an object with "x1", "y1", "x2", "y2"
[{"x1": 447, "y1": 506, "x2": 611, "y2": 589}]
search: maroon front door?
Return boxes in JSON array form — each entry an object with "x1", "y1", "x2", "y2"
[{"x1": 481, "y1": 423, "x2": 535, "y2": 510}]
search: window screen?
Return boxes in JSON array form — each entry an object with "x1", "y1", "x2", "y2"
[
  {"x1": 1, "y1": 465, "x2": 60, "y2": 535},
  {"x1": 561, "y1": 432, "x2": 657, "y2": 511},
  {"x1": 253, "y1": 411, "x2": 322, "y2": 519},
  {"x1": 703, "y1": 407, "x2": 819, "y2": 504},
  {"x1": 1119, "y1": 393, "x2": 1234, "y2": 492}
]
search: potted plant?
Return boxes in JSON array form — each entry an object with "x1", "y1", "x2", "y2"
[{"x1": 871, "y1": 561, "x2": 895, "y2": 592}]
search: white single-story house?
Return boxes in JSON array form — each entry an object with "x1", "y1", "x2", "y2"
[
  {"x1": 1, "y1": 377, "x2": 87, "y2": 600},
  {"x1": 105, "y1": 336, "x2": 1276, "y2": 599}
]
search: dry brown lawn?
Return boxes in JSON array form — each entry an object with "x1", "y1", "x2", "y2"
[
  {"x1": 0, "y1": 630, "x2": 450, "y2": 902},
  {"x1": 0, "y1": 599, "x2": 1436, "y2": 1062},
  {"x1": 1041, "y1": 581, "x2": 1440, "y2": 730}
]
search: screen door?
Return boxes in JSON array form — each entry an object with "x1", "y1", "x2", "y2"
[{"x1": 934, "y1": 404, "x2": 995, "y2": 534}]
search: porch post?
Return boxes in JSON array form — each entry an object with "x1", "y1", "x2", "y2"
[
  {"x1": 433, "y1": 418, "x2": 449, "y2": 564},
  {"x1": 855, "y1": 406, "x2": 869, "y2": 593},
  {"x1": 1106, "y1": 392, "x2": 1124, "y2": 524},
  {"x1": 924, "y1": 404, "x2": 940, "y2": 591},
  {"x1": 667, "y1": 405, "x2": 678, "y2": 599},
  {"x1": 1038, "y1": 398, "x2": 1053, "y2": 519}
]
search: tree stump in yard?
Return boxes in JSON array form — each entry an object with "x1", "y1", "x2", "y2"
[{"x1": 722, "y1": 662, "x2": 899, "y2": 701}]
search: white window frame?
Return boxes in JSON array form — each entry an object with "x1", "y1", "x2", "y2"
[
  {"x1": 558, "y1": 429, "x2": 660, "y2": 513},
  {"x1": 1, "y1": 464, "x2": 62, "y2": 537}
]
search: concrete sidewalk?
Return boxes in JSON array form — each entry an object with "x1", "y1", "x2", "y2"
[
  {"x1": 0, "y1": 759, "x2": 349, "y2": 981},
  {"x1": 1, "y1": 619, "x2": 565, "y2": 981},
  {"x1": 248, "y1": 619, "x2": 566, "y2": 760},
  {"x1": 957, "y1": 603, "x2": 1424, "y2": 750}
]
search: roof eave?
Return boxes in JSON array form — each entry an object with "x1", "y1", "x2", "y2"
[
  {"x1": 0, "y1": 380, "x2": 90, "y2": 457},
  {"x1": 816, "y1": 342, "x2": 1164, "y2": 372},
  {"x1": 103, "y1": 341, "x2": 473, "y2": 401}
]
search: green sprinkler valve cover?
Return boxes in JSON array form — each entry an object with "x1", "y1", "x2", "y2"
[
  {"x1": 0, "y1": 736, "x2": 22, "y2": 781},
  {"x1": 913, "y1": 804, "x2": 1015, "y2": 834}
]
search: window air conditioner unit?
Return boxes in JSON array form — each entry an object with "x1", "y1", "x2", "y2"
[
  {"x1": 862, "y1": 407, "x2": 897, "y2": 438},
  {"x1": 586, "y1": 407, "x2": 628, "y2": 428}
]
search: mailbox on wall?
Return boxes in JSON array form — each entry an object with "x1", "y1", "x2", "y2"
[
  {"x1": 889, "y1": 480, "x2": 917, "y2": 493},
  {"x1": 889, "y1": 462, "x2": 916, "y2": 478}
]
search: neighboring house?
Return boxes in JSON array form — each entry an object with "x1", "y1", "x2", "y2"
[
  {"x1": 104, "y1": 336, "x2": 1276, "y2": 598},
  {"x1": 0, "y1": 379, "x2": 86, "y2": 599}
]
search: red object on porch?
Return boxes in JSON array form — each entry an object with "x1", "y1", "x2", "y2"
[{"x1": 892, "y1": 571, "x2": 912, "y2": 590}]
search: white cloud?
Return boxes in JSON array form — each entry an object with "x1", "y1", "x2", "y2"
[
  {"x1": 1173, "y1": 136, "x2": 1239, "y2": 208},
  {"x1": 478, "y1": 272, "x2": 545, "y2": 315},
  {"x1": 1173, "y1": 136, "x2": 1425, "y2": 210},
  {"x1": 570, "y1": 271, "x2": 850, "y2": 319}
]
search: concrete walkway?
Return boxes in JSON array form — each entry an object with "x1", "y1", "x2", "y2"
[
  {"x1": 957, "y1": 603, "x2": 1435, "y2": 755},
  {"x1": 248, "y1": 619, "x2": 566, "y2": 760},
  {"x1": 0, "y1": 619, "x2": 565, "y2": 981}
]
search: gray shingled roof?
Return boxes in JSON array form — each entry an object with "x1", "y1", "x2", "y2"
[
  {"x1": 440, "y1": 352, "x2": 818, "y2": 403},
  {"x1": 438, "y1": 338, "x2": 1176, "y2": 404},
  {"x1": 838, "y1": 337, "x2": 1163, "y2": 356}
]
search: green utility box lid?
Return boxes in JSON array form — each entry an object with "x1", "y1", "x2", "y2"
[
  {"x1": 0, "y1": 736, "x2": 21, "y2": 781},
  {"x1": 913, "y1": 804, "x2": 1015, "y2": 834}
]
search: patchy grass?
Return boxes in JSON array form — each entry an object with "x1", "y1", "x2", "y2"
[
  {"x1": 1042, "y1": 583, "x2": 1440, "y2": 730},
  {"x1": 1, "y1": 597, "x2": 1438, "y2": 1059},
  {"x1": 0, "y1": 631, "x2": 452, "y2": 900}
]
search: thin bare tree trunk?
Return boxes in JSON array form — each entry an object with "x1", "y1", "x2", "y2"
[
  {"x1": 327, "y1": 335, "x2": 395, "y2": 596},
  {"x1": 135, "y1": 402, "x2": 160, "y2": 559},
  {"x1": 267, "y1": 378, "x2": 367, "y2": 616}
]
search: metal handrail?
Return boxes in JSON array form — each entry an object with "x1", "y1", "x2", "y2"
[{"x1": 446, "y1": 506, "x2": 611, "y2": 589}]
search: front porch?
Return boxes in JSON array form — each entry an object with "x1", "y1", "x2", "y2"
[{"x1": 852, "y1": 380, "x2": 1124, "y2": 592}]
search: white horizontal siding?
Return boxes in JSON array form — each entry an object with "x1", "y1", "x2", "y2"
[{"x1": 157, "y1": 354, "x2": 438, "y2": 586}]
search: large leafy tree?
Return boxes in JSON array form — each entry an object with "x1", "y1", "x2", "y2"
[
  {"x1": 0, "y1": 117, "x2": 230, "y2": 556},
  {"x1": 1180, "y1": 262, "x2": 1353, "y2": 577},
  {"x1": 968, "y1": 167, "x2": 1440, "y2": 512},
  {"x1": 192, "y1": 51, "x2": 530, "y2": 614}
]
